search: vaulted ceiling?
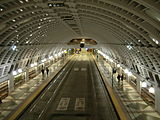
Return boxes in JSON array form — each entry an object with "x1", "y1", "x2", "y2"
[{"x1": 0, "y1": 0, "x2": 160, "y2": 85}]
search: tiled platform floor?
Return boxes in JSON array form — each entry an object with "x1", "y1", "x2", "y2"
[
  {"x1": 97, "y1": 58, "x2": 160, "y2": 120},
  {"x1": 0, "y1": 57, "x2": 69, "y2": 120}
]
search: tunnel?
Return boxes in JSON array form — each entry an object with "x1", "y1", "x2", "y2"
[{"x1": 0, "y1": 0, "x2": 160, "y2": 120}]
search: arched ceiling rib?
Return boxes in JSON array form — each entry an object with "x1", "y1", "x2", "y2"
[{"x1": 0, "y1": 0, "x2": 160, "y2": 84}]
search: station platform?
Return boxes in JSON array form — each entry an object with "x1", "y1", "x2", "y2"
[
  {"x1": 0, "y1": 53, "x2": 160, "y2": 120},
  {"x1": 0, "y1": 56, "x2": 71, "y2": 120},
  {"x1": 96, "y1": 56, "x2": 160, "y2": 120}
]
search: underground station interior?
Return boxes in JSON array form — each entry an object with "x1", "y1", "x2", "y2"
[{"x1": 0, "y1": 0, "x2": 160, "y2": 120}]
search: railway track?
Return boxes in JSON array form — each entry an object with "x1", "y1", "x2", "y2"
[{"x1": 17, "y1": 54, "x2": 119, "y2": 120}]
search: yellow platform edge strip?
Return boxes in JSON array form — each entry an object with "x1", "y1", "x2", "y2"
[
  {"x1": 93, "y1": 56, "x2": 128, "y2": 120},
  {"x1": 7, "y1": 56, "x2": 73, "y2": 120}
]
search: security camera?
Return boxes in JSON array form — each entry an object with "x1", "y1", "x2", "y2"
[{"x1": 80, "y1": 41, "x2": 85, "y2": 48}]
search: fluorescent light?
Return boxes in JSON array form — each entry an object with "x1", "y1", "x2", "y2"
[
  {"x1": 49, "y1": 56, "x2": 53, "y2": 59},
  {"x1": 31, "y1": 64, "x2": 34, "y2": 67},
  {"x1": 11, "y1": 45, "x2": 17, "y2": 51},
  {"x1": 128, "y1": 71, "x2": 132, "y2": 76},
  {"x1": 142, "y1": 82, "x2": 147, "y2": 88},
  {"x1": 12, "y1": 71, "x2": 17, "y2": 75},
  {"x1": 18, "y1": 69, "x2": 22, "y2": 73},
  {"x1": 117, "y1": 64, "x2": 120, "y2": 67},
  {"x1": 149, "y1": 87, "x2": 155, "y2": 94},
  {"x1": 124, "y1": 69, "x2": 129, "y2": 74}
]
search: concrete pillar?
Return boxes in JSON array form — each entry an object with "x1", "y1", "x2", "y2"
[
  {"x1": 8, "y1": 74, "x2": 14, "y2": 93},
  {"x1": 136, "y1": 79, "x2": 142, "y2": 94},
  {"x1": 155, "y1": 86, "x2": 160, "y2": 113},
  {"x1": 35, "y1": 67, "x2": 38, "y2": 74},
  {"x1": 134, "y1": 74, "x2": 143, "y2": 94},
  {"x1": 125, "y1": 74, "x2": 129, "y2": 83},
  {"x1": 25, "y1": 68, "x2": 29, "y2": 82}
]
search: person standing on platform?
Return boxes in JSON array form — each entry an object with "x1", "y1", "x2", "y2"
[
  {"x1": 41, "y1": 68, "x2": 45, "y2": 78},
  {"x1": 121, "y1": 73, "x2": 124, "y2": 85},
  {"x1": 46, "y1": 67, "x2": 49, "y2": 77},
  {"x1": 117, "y1": 74, "x2": 121, "y2": 84}
]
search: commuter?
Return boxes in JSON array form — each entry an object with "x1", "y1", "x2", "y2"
[
  {"x1": 0, "y1": 99, "x2": 2, "y2": 104},
  {"x1": 112, "y1": 68, "x2": 117, "y2": 74},
  {"x1": 117, "y1": 74, "x2": 121, "y2": 84},
  {"x1": 121, "y1": 74, "x2": 124, "y2": 85},
  {"x1": 46, "y1": 67, "x2": 49, "y2": 76},
  {"x1": 41, "y1": 68, "x2": 44, "y2": 76}
]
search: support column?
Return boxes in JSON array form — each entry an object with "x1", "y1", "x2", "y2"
[
  {"x1": 135, "y1": 74, "x2": 143, "y2": 94},
  {"x1": 125, "y1": 74, "x2": 129, "y2": 83},
  {"x1": 136, "y1": 79, "x2": 142, "y2": 94},
  {"x1": 25, "y1": 68, "x2": 29, "y2": 82},
  {"x1": 8, "y1": 74, "x2": 14, "y2": 94},
  {"x1": 155, "y1": 86, "x2": 160, "y2": 113}
]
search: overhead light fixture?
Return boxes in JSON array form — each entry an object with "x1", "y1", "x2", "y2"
[
  {"x1": 149, "y1": 86, "x2": 155, "y2": 94},
  {"x1": 12, "y1": 71, "x2": 17, "y2": 75},
  {"x1": 30, "y1": 64, "x2": 34, "y2": 67},
  {"x1": 128, "y1": 71, "x2": 132, "y2": 76},
  {"x1": 19, "y1": 0, "x2": 23, "y2": 3},
  {"x1": 0, "y1": 8, "x2": 3, "y2": 11},
  {"x1": 142, "y1": 81, "x2": 147, "y2": 88},
  {"x1": 34, "y1": 63, "x2": 38, "y2": 66},
  {"x1": 20, "y1": 9, "x2": 23, "y2": 11},
  {"x1": 11, "y1": 45, "x2": 17, "y2": 51},
  {"x1": 127, "y1": 45, "x2": 133, "y2": 50},
  {"x1": 117, "y1": 64, "x2": 120, "y2": 67},
  {"x1": 150, "y1": 36, "x2": 159, "y2": 45},
  {"x1": 18, "y1": 69, "x2": 22, "y2": 73}
]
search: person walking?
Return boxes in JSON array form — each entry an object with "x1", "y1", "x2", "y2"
[
  {"x1": 41, "y1": 68, "x2": 44, "y2": 76},
  {"x1": 121, "y1": 73, "x2": 124, "y2": 85},
  {"x1": 117, "y1": 74, "x2": 121, "y2": 84},
  {"x1": 46, "y1": 67, "x2": 49, "y2": 76}
]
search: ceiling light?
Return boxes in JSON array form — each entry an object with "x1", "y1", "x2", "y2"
[
  {"x1": 142, "y1": 81, "x2": 147, "y2": 88},
  {"x1": 124, "y1": 69, "x2": 129, "y2": 74},
  {"x1": 12, "y1": 71, "x2": 17, "y2": 75},
  {"x1": 34, "y1": 63, "x2": 38, "y2": 66},
  {"x1": 18, "y1": 69, "x2": 22, "y2": 73},
  {"x1": 11, "y1": 45, "x2": 17, "y2": 51},
  {"x1": 12, "y1": 19, "x2": 16, "y2": 22},
  {"x1": 138, "y1": 40, "x2": 141, "y2": 42},
  {"x1": 25, "y1": 0, "x2": 29, "y2": 2},
  {"x1": 20, "y1": 9, "x2": 23, "y2": 11},
  {"x1": 127, "y1": 45, "x2": 132, "y2": 50},
  {"x1": 0, "y1": 8, "x2": 3, "y2": 11},
  {"x1": 128, "y1": 71, "x2": 132, "y2": 76},
  {"x1": 30, "y1": 34, "x2": 32, "y2": 36},
  {"x1": 149, "y1": 87, "x2": 155, "y2": 94},
  {"x1": 30, "y1": 64, "x2": 34, "y2": 67},
  {"x1": 19, "y1": 0, "x2": 23, "y2": 3},
  {"x1": 117, "y1": 64, "x2": 120, "y2": 67},
  {"x1": 48, "y1": 3, "x2": 52, "y2": 7}
]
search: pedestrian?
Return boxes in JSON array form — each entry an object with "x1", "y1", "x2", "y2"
[
  {"x1": 46, "y1": 67, "x2": 49, "y2": 76},
  {"x1": 117, "y1": 74, "x2": 121, "y2": 84},
  {"x1": 121, "y1": 73, "x2": 124, "y2": 85},
  {"x1": 41, "y1": 68, "x2": 44, "y2": 76}
]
